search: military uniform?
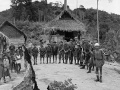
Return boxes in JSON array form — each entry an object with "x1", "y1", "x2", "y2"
[
  {"x1": 87, "y1": 50, "x2": 95, "y2": 73},
  {"x1": 81, "y1": 41, "x2": 91, "y2": 69},
  {"x1": 46, "y1": 44, "x2": 52, "y2": 64},
  {"x1": 32, "y1": 46, "x2": 39, "y2": 65},
  {"x1": 51, "y1": 42, "x2": 58, "y2": 63},
  {"x1": 39, "y1": 45, "x2": 46, "y2": 64},
  {"x1": 69, "y1": 40, "x2": 74, "y2": 64},
  {"x1": 58, "y1": 42, "x2": 64, "y2": 63},
  {"x1": 94, "y1": 43, "x2": 105, "y2": 83},
  {"x1": 74, "y1": 37, "x2": 82, "y2": 65},
  {"x1": 64, "y1": 42, "x2": 70, "y2": 64}
]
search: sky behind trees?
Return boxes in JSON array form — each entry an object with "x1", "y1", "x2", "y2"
[{"x1": 0, "y1": 0, "x2": 120, "y2": 15}]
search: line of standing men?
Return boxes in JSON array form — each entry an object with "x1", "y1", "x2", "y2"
[{"x1": 31, "y1": 37, "x2": 84, "y2": 65}]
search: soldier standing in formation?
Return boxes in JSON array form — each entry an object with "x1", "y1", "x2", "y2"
[
  {"x1": 52, "y1": 42, "x2": 58, "y2": 63},
  {"x1": 64, "y1": 41, "x2": 70, "y2": 64},
  {"x1": 46, "y1": 43, "x2": 52, "y2": 64},
  {"x1": 69, "y1": 39, "x2": 74, "y2": 64},
  {"x1": 39, "y1": 44, "x2": 46, "y2": 64},
  {"x1": 58, "y1": 41, "x2": 64, "y2": 63},
  {"x1": 81, "y1": 40, "x2": 91, "y2": 69},
  {"x1": 32, "y1": 44, "x2": 39, "y2": 65}
]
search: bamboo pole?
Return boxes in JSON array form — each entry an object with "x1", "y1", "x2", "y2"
[{"x1": 97, "y1": 0, "x2": 100, "y2": 44}]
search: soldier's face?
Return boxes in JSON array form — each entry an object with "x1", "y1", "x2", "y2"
[{"x1": 95, "y1": 46, "x2": 99, "y2": 49}]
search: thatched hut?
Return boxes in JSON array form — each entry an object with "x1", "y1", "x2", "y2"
[
  {"x1": 0, "y1": 21, "x2": 27, "y2": 45},
  {"x1": 45, "y1": 0, "x2": 86, "y2": 42}
]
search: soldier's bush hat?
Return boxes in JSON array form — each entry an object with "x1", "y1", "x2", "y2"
[
  {"x1": 75, "y1": 37, "x2": 78, "y2": 39},
  {"x1": 94, "y1": 43, "x2": 100, "y2": 46}
]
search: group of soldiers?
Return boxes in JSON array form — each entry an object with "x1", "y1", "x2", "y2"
[
  {"x1": 28, "y1": 37, "x2": 84, "y2": 65},
  {"x1": 29, "y1": 37, "x2": 105, "y2": 83},
  {"x1": 28, "y1": 37, "x2": 94, "y2": 67}
]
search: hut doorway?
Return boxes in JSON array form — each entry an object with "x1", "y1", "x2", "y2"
[
  {"x1": 56, "y1": 30, "x2": 76, "y2": 41},
  {"x1": 64, "y1": 31, "x2": 74, "y2": 41}
]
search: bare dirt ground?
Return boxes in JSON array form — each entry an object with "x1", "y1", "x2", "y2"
[{"x1": 0, "y1": 56, "x2": 120, "y2": 90}]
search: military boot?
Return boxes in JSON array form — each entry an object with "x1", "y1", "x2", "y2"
[
  {"x1": 95, "y1": 75, "x2": 99, "y2": 82},
  {"x1": 87, "y1": 67, "x2": 91, "y2": 73},
  {"x1": 99, "y1": 76, "x2": 102, "y2": 83},
  {"x1": 80, "y1": 65, "x2": 85, "y2": 69},
  {"x1": 80, "y1": 62, "x2": 83, "y2": 66}
]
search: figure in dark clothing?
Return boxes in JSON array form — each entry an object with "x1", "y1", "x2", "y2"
[
  {"x1": 32, "y1": 45, "x2": 39, "y2": 65},
  {"x1": 9, "y1": 44, "x2": 15, "y2": 55},
  {"x1": 51, "y1": 42, "x2": 58, "y2": 63},
  {"x1": 46, "y1": 43, "x2": 52, "y2": 64},
  {"x1": 39, "y1": 45, "x2": 46, "y2": 64}
]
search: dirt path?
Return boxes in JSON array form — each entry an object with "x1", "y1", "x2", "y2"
[
  {"x1": 33, "y1": 62, "x2": 120, "y2": 90},
  {"x1": 0, "y1": 57, "x2": 120, "y2": 90}
]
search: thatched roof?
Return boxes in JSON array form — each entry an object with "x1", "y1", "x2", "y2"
[
  {"x1": 45, "y1": 10, "x2": 86, "y2": 32},
  {"x1": 0, "y1": 21, "x2": 27, "y2": 41}
]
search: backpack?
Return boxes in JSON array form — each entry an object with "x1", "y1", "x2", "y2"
[{"x1": 94, "y1": 50, "x2": 103, "y2": 60}]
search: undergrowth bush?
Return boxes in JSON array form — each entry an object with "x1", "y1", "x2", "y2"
[{"x1": 48, "y1": 79, "x2": 77, "y2": 90}]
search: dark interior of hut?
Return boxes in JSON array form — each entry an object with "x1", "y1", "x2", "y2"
[{"x1": 57, "y1": 30, "x2": 74, "y2": 41}]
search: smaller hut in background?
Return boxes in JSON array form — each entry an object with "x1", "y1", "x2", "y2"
[
  {"x1": 0, "y1": 21, "x2": 27, "y2": 46},
  {"x1": 45, "y1": 0, "x2": 86, "y2": 42}
]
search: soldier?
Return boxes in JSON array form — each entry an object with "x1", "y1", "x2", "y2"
[
  {"x1": 46, "y1": 43, "x2": 52, "y2": 64},
  {"x1": 87, "y1": 48, "x2": 95, "y2": 73},
  {"x1": 64, "y1": 41, "x2": 70, "y2": 64},
  {"x1": 81, "y1": 40, "x2": 91, "y2": 69},
  {"x1": 94, "y1": 43, "x2": 105, "y2": 82},
  {"x1": 51, "y1": 41, "x2": 58, "y2": 63},
  {"x1": 74, "y1": 42, "x2": 79, "y2": 65},
  {"x1": 69, "y1": 39, "x2": 74, "y2": 64},
  {"x1": 58, "y1": 41, "x2": 64, "y2": 63},
  {"x1": 39, "y1": 44, "x2": 46, "y2": 64},
  {"x1": 32, "y1": 44, "x2": 39, "y2": 65}
]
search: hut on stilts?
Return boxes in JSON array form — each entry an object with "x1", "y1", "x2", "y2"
[{"x1": 45, "y1": 0, "x2": 86, "y2": 42}]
